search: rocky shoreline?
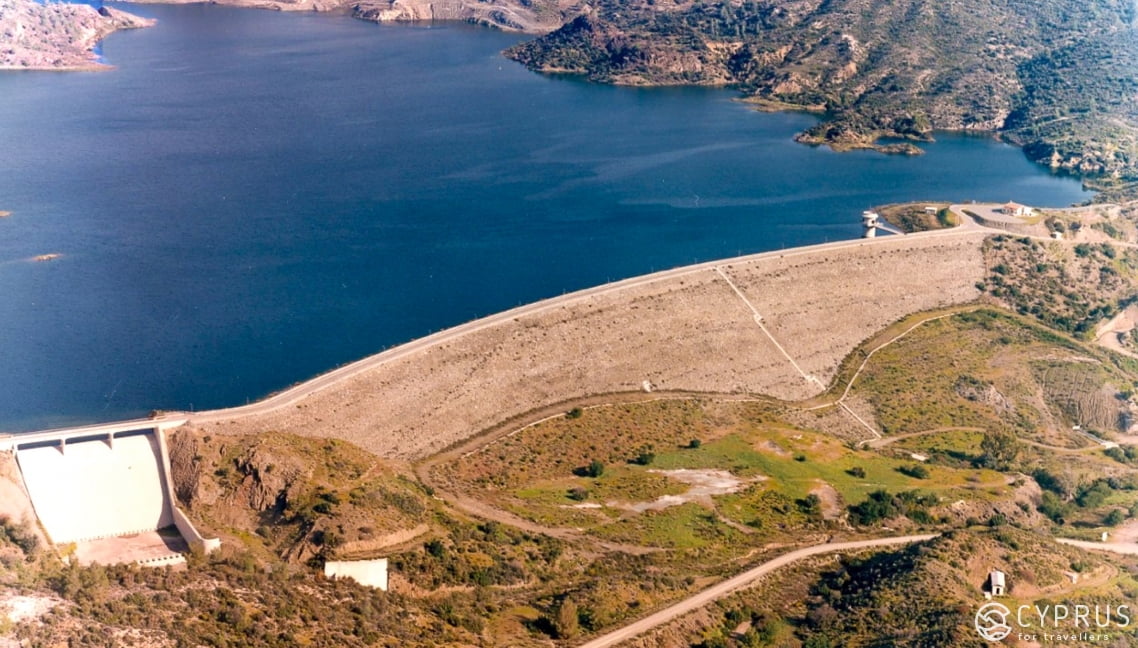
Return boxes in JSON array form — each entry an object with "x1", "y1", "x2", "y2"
[
  {"x1": 5, "y1": 0, "x2": 1134, "y2": 198},
  {"x1": 0, "y1": 0, "x2": 154, "y2": 70}
]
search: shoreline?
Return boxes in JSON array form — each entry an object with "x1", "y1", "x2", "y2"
[
  {"x1": 5, "y1": 216, "x2": 991, "y2": 455},
  {"x1": 0, "y1": 1, "x2": 155, "y2": 71}
]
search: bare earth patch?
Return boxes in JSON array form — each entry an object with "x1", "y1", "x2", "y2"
[
  {"x1": 1, "y1": 592, "x2": 58, "y2": 623},
  {"x1": 808, "y1": 481, "x2": 843, "y2": 520},
  {"x1": 1094, "y1": 304, "x2": 1138, "y2": 359},
  {"x1": 613, "y1": 469, "x2": 755, "y2": 513}
]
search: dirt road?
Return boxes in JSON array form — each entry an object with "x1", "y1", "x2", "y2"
[{"x1": 577, "y1": 534, "x2": 938, "y2": 648}]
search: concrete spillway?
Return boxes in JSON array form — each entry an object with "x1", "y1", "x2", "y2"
[
  {"x1": 16, "y1": 431, "x2": 173, "y2": 544},
  {"x1": 0, "y1": 421, "x2": 218, "y2": 565}
]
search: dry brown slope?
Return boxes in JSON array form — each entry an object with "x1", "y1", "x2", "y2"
[
  {"x1": 132, "y1": 0, "x2": 570, "y2": 32},
  {"x1": 726, "y1": 235, "x2": 987, "y2": 388},
  {"x1": 196, "y1": 231, "x2": 987, "y2": 460}
]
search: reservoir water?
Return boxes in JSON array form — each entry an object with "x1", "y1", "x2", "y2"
[{"x1": 0, "y1": 4, "x2": 1091, "y2": 431}]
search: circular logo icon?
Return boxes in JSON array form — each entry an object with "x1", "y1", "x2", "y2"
[{"x1": 976, "y1": 602, "x2": 1013, "y2": 642}]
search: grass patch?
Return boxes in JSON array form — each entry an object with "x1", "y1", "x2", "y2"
[{"x1": 589, "y1": 503, "x2": 743, "y2": 550}]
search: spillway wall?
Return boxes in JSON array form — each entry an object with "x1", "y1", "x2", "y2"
[{"x1": 16, "y1": 431, "x2": 174, "y2": 544}]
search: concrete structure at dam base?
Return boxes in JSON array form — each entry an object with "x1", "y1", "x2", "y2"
[
  {"x1": 0, "y1": 419, "x2": 220, "y2": 566},
  {"x1": 324, "y1": 558, "x2": 389, "y2": 590}
]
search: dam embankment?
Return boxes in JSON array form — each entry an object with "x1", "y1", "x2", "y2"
[
  {"x1": 186, "y1": 228, "x2": 989, "y2": 460},
  {"x1": 0, "y1": 225, "x2": 990, "y2": 553}
]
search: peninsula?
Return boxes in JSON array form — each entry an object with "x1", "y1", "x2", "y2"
[
  {"x1": 0, "y1": 0, "x2": 153, "y2": 70},
  {"x1": 5, "y1": 0, "x2": 1135, "y2": 196}
]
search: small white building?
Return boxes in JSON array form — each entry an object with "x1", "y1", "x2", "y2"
[
  {"x1": 989, "y1": 570, "x2": 1007, "y2": 597},
  {"x1": 1002, "y1": 202, "x2": 1033, "y2": 217},
  {"x1": 324, "y1": 558, "x2": 389, "y2": 591},
  {"x1": 1051, "y1": 230, "x2": 1063, "y2": 240}
]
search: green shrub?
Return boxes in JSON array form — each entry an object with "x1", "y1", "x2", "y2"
[
  {"x1": 897, "y1": 464, "x2": 929, "y2": 479},
  {"x1": 632, "y1": 451, "x2": 656, "y2": 466},
  {"x1": 586, "y1": 460, "x2": 604, "y2": 478}
]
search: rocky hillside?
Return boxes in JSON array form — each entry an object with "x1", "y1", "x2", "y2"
[
  {"x1": 142, "y1": 0, "x2": 575, "y2": 33},
  {"x1": 794, "y1": 528, "x2": 1116, "y2": 647},
  {"x1": 350, "y1": 0, "x2": 572, "y2": 32},
  {"x1": 507, "y1": 0, "x2": 1138, "y2": 191},
  {"x1": 0, "y1": 0, "x2": 153, "y2": 70}
]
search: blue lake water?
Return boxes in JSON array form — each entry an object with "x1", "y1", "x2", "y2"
[{"x1": 0, "y1": 4, "x2": 1091, "y2": 431}]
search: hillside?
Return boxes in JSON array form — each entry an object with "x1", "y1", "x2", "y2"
[
  {"x1": 0, "y1": 0, "x2": 153, "y2": 70},
  {"x1": 632, "y1": 527, "x2": 1130, "y2": 647},
  {"x1": 507, "y1": 0, "x2": 1138, "y2": 191},
  {"x1": 14, "y1": 214, "x2": 1138, "y2": 644},
  {"x1": 136, "y1": 0, "x2": 575, "y2": 33}
]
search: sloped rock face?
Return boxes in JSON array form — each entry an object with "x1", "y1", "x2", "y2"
[
  {"x1": 167, "y1": 429, "x2": 201, "y2": 507},
  {"x1": 0, "y1": 0, "x2": 153, "y2": 70},
  {"x1": 169, "y1": 429, "x2": 309, "y2": 515},
  {"x1": 351, "y1": 0, "x2": 566, "y2": 32},
  {"x1": 232, "y1": 444, "x2": 309, "y2": 514}
]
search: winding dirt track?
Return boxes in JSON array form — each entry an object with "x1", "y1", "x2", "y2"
[{"x1": 577, "y1": 534, "x2": 938, "y2": 648}]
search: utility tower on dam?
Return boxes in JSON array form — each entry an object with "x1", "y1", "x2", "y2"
[{"x1": 862, "y1": 210, "x2": 880, "y2": 238}]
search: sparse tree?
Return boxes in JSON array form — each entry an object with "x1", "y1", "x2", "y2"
[
  {"x1": 977, "y1": 431, "x2": 1020, "y2": 470},
  {"x1": 553, "y1": 599, "x2": 580, "y2": 639}
]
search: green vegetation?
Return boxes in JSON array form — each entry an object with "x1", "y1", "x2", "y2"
[
  {"x1": 848, "y1": 490, "x2": 937, "y2": 526},
  {"x1": 18, "y1": 273, "x2": 1138, "y2": 645},
  {"x1": 876, "y1": 202, "x2": 955, "y2": 233},
  {"x1": 977, "y1": 431, "x2": 1020, "y2": 470},
  {"x1": 507, "y1": 0, "x2": 1138, "y2": 193},
  {"x1": 981, "y1": 235, "x2": 1138, "y2": 338},
  {"x1": 896, "y1": 464, "x2": 929, "y2": 479}
]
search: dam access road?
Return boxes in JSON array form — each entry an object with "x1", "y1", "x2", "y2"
[
  {"x1": 7, "y1": 204, "x2": 1007, "y2": 460},
  {"x1": 579, "y1": 534, "x2": 939, "y2": 648},
  {"x1": 0, "y1": 203, "x2": 1107, "y2": 642}
]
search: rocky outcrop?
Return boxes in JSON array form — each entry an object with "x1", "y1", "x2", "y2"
[
  {"x1": 351, "y1": 0, "x2": 566, "y2": 32},
  {"x1": 232, "y1": 444, "x2": 309, "y2": 514},
  {"x1": 0, "y1": 0, "x2": 154, "y2": 70},
  {"x1": 169, "y1": 429, "x2": 309, "y2": 515}
]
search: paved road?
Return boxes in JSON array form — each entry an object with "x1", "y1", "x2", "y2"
[
  {"x1": 1057, "y1": 538, "x2": 1138, "y2": 555},
  {"x1": 577, "y1": 534, "x2": 938, "y2": 648}
]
